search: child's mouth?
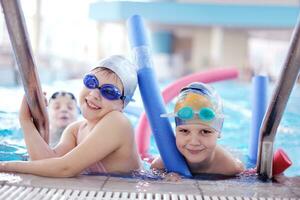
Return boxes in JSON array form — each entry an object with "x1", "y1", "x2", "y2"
[
  {"x1": 86, "y1": 99, "x2": 101, "y2": 110},
  {"x1": 187, "y1": 149, "x2": 204, "y2": 155},
  {"x1": 60, "y1": 116, "x2": 69, "y2": 120},
  {"x1": 186, "y1": 146, "x2": 205, "y2": 155}
]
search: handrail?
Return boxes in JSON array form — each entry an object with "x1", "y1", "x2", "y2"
[
  {"x1": 0, "y1": 0, "x2": 49, "y2": 143},
  {"x1": 256, "y1": 15, "x2": 300, "y2": 179}
]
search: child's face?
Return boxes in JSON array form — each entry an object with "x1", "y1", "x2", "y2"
[
  {"x1": 175, "y1": 123, "x2": 219, "y2": 164},
  {"x1": 48, "y1": 95, "x2": 78, "y2": 130},
  {"x1": 79, "y1": 69, "x2": 124, "y2": 121}
]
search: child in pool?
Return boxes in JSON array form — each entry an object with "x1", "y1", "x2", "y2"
[
  {"x1": 48, "y1": 91, "x2": 78, "y2": 147},
  {"x1": 0, "y1": 55, "x2": 141, "y2": 177},
  {"x1": 151, "y1": 82, "x2": 244, "y2": 176}
]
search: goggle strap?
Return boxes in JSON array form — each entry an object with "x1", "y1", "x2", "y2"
[
  {"x1": 120, "y1": 96, "x2": 126, "y2": 101},
  {"x1": 160, "y1": 113, "x2": 176, "y2": 118}
]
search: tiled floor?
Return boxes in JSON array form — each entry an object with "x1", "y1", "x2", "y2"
[{"x1": 0, "y1": 173, "x2": 300, "y2": 198}]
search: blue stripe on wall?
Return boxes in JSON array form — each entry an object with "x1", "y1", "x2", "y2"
[
  {"x1": 152, "y1": 31, "x2": 173, "y2": 54},
  {"x1": 89, "y1": 1, "x2": 300, "y2": 28}
]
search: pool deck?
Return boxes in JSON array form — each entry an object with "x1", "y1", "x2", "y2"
[{"x1": 0, "y1": 173, "x2": 300, "y2": 199}]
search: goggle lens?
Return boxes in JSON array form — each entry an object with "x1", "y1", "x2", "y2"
[
  {"x1": 100, "y1": 85, "x2": 121, "y2": 100},
  {"x1": 177, "y1": 106, "x2": 194, "y2": 120},
  {"x1": 199, "y1": 107, "x2": 215, "y2": 121},
  {"x1": 83, "y1": 74, "x2": 99, "y2": 89},
  {"x1": 177, "y1": 106, "x2": 215, "y2": 121},
  {"x1": 83, "y1": 74, "x2": 124, "y2": 101}
]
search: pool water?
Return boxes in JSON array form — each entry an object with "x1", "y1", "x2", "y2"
[{"x1": 0, "y1": 80, "x2": 299, "y2": 177}]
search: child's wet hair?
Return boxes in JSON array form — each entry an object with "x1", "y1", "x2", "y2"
[{"x1": 91, "y1": 67, "x2": 124, "y2": 93}]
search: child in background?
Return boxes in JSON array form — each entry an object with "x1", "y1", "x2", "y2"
[
  {"x1": 151, "y1": 82, "x2": 244, "y2": 177},
  {"x1": 48, "y1": 91, "x2": 78, "y2": 147},
  {"x1": 0, "y1": 55, "x2": 141, "y2": 177}
]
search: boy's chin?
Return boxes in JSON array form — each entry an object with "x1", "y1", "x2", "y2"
[
  {"x1": 57, "y1": 123, "x2": 69, "y2": 129},
  {"x1": 185, "y1": 155, "x2": 206, "y2": 164}
]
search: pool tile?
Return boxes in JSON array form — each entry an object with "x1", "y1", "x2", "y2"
[
  {"x1": 0, "y1": 172, "x2": 23, "y2": 184},
  {"x1": 197, "y1": 179, "x2": 299, "y2": 198},
  {"x1": 2, "y1": 173, "x2": 108, "y2": 190},
  {"x1": 2, "y1": 172, "x2": 299, "y2": 198},
  {"x1": 103, "y1": 177, "x2": 200, "y2": 194}
]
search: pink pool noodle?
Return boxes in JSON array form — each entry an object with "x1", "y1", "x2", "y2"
[{"x1": 136, "y1": 68, "x2": 239, "y2": 158}]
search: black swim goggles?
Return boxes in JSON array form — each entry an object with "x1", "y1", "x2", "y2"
[{"x1": 50, "y1": 91, "x2": 76, "y2": 102}]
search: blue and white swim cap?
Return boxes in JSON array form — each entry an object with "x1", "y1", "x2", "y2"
[
  {"x1": 92, "y1": 55, "x2": 138, "y2": 107},
  {"x1": 174, "y1": 82, "x2": 224, "y2": 133}
]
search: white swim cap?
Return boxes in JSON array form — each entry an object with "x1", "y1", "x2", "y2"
[{"x1": 94, "y1": 55, "x2": 138, "y2": 107}]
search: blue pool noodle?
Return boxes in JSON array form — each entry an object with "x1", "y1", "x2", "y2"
[
  {"x1": 127, "y1": 15, "x2": 192, "y2": 177},
  {"x1": 248, "y1": 75, "x2": 268, "y2": 165}
]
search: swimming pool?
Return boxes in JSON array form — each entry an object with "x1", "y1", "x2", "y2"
[{"x1": 0, "y1": 79, "x2": 299, "y2": 177}]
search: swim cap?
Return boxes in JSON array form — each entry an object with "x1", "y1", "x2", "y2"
[
  {"x1": 93, "y1": 55, "x2": 138, "y2": 107},
  {"x1": 174, "y1": 82, "x2": 224, "y2": 133}
]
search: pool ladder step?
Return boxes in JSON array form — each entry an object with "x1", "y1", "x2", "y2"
[{"x1": 0, "y1": 185, "x2": 299, "y2": 200}]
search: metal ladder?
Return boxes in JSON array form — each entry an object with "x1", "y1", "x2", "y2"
[{"x1": 256, "y1": 14, "x2": 300, "y2": 179}]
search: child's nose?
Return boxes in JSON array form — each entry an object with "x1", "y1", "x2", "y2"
[
  {"x1": 89, "y1": 89, "x2": 102, "y2": 100},
  {"x1": 60, "y1": 106, "x2": 69, "y2": 113},
  {"x1": 190, "y1": 133, "x2": 200, "y2": 144}
]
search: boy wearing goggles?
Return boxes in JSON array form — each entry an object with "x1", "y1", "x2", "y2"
[
  {"x1": 1, "y1": 55, "x2": 141, "y2": 177},
  {"x1": 152, "y1": 82, "x2": 244, "y2": 177}
]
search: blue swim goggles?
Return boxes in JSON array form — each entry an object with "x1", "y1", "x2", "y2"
[
  {"x1": 161, "y1": 106, "x2": 216, "y2": 122},
  {"x1": 83, "y1": 74, "x2": 126, "y2": 101}
]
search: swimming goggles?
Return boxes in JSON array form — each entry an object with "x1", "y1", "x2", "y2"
[
  {"x1": 50, "y1": 91, "x2": 76, "y2": 102},
  {"x1": 83, "y1": 74, "x2": 126, "y2": 101},
  {"x1": 161, "y1": 106, "x2": 216, "y2": 122}
]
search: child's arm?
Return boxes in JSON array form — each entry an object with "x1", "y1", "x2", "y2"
[
  {"x1": 213, "y1": 145, "x2": 245, "y2": 176},
  {"x1": 19, "y1": 96, "x2": 77, "y2": 160},
  {"x1": 0, "y1": 158, "x2": 67, "y2": 177},
  {"x1": 151, "y1": 158, "x2": 182, "y2": 182},
  {"x1": 2, "y1": 111, "x2": 127, "y2": 177}
]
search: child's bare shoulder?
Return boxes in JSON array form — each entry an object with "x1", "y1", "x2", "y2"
[
  {"x1": 62, "y1": 120, "x2": 85, "y2": 136},
  {"x1": 66, "y1": 120, "x2": 85, "y2": 130},
  {"x1": 102, "y1": 111, "x2": 132, "y2": 127},
  {"x1": 214, "y1": 145, "x2": 245, "y2": 175},
  {"x1": 92, "y1": 111, "x2": 134, "y2": 137}
]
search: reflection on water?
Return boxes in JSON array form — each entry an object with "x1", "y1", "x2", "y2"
[
  {"x1": 0, "y1": 143, "x2": 27, "y2": 161},
  {"x1": 84, "y1": 167, "x2": 295, "y2": 185}
]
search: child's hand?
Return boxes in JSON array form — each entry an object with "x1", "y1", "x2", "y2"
[
  {"x1": 163, "y1": 172, "x2": 182, "y2": 182},
  {"x1": 19, "y1": 92, "x2": 48, "y2": 122},
  {"x1": 150, "y1": 157, "x2": 164, "y2": 170}
]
